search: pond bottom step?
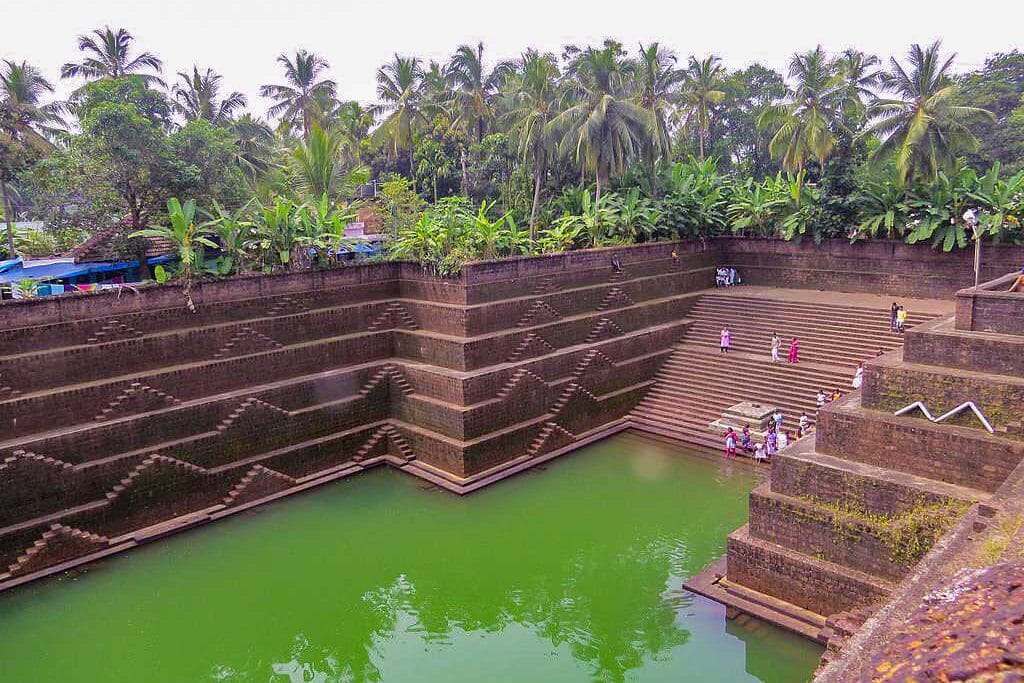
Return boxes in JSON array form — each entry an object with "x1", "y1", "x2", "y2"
[{"x1": 683, "y1": 556, "x2": 828, "y2": 644}]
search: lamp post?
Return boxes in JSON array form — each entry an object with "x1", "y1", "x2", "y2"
[{"x1": 964, "y1": 208, "x2": 981, "y2": 289}]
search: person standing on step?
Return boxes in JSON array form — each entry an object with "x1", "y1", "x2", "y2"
[
  {"x1": 896, "y1": 306, "x2": 908, "y2": 333},
  {"x1": 771, "y1": 332, "x2": 781, "y2": 363},
  {"x1": 773, "y1": 409, "x2": 784, "y2": 434},
  {"x1": 741, "y1": 425, "x2": 753, "y2": 453},
  {"x1": 720, "y1": 327, "x2": 732, "y2": 354},
  {"x1": 778, "y1": 429, "x2": 790, "y2": 450},
  {"x1": 852, "y1": 362, "x2": 865, "y2": 390},
  {"x1": 798, "y1": 412, "x2": 810, "y2": 437},
  {"x1": 766, "y1": 428, "x2": 778, "y2": 460},
  {"x1": 890, "y1": 302, "x2": 899, "y2": 331},
  {"x1": 788, "y1": 337, "x2": 800, "y2": 363},
  {"x1": 724, "y1": 428, "x2": 738, "y2": 459}
]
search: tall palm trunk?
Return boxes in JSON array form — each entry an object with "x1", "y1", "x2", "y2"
[
  {"x1": 408, "y1": 146, "x2": 416, "y2": 192},
  {"x1": 1, "y1": 179, "x2": 14, "y2": 257},
  {"x1": 529, "y1": 158, "x2": 544, "y2": 242}
]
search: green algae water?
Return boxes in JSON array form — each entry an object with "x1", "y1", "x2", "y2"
[{"x1": 0, "y1": 434, "x2": 822, "y2": 682}]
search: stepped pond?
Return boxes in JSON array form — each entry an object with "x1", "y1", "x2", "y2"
[{"x1": 0, "y1": 434, "x2": 821, "y2": 682}]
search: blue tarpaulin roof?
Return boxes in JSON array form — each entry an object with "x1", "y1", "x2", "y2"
[{"x1": 0, "y1": 256, "x2": 172, "y2": 285}]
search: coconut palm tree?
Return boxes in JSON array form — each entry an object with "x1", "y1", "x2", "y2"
[
  {"x1": 172, "y1": 67, "x2": 247, "y2": 124},
  {"x1": 865, "y1": 41, "x2": 993, "y2": 183},
  {"x1": 1, "y1": 60, "x2": 59, "y2": 255},
  {"x1": 260, "y1": 50, "x2": 336, "y2": 141},
  {"x1": 374, "y1": 55, "x2": 425, "y2": 183},
  {"x1": 677, "y1": 55, "x2": 726, "y2": 160},
  {"x1": 60, "y1": 26, "x2": 164, "y2": 86},
  {"x1": 229, "y1": 113, "x2": 275, "y2": 179},
  {"x1": 421, "y1": 60, "x2": 454, "y2": 117},
  {"x1": 504, "y1": 50, "x2": 562, "y2": 236},
  {"x1": 757, "y1": 46, "x2": 844, "y2": 199},
  {"x1": 834, "y1": 49, "x2": 881, "y2": 124},
  {"x1": 634, "y1": 43, "x2": 685, "y2": 195},
  {"x1": 550, "y1": 40, "x2": 649, "y2": 203},
  {"x1": 447, "y1": 42, "x2": 511, "y2": 143}
]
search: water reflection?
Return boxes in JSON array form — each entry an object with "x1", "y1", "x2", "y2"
[{"x1": 0, "y1": 437, "x2": 819, "y2": 683}]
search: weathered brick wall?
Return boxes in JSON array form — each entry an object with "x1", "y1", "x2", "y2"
[
  {"x1": 727, "y1": 527, "x2": 891, "y2": 615},
  {"x1": 720, "y1": 237, "x2": 1024, "y2": 298},
  {"x1": 862, "y1": 358, "x2": 1024, "y2": 434},
  {"x1": 816, "y1": 399, "x2": 1024, "y2": 493},
  {"x1": 904, "y1": 316, "x2": 1024, "y2": 377},
  {"x1": 954, "y1": 272, "x2": 1024, "y2": 334},
  {"x1": 748, "y1": 487, "x2": 908, "y2": 582},
  {"x1": 770, "y1": 453, "x2": 963, "y2": 516}
]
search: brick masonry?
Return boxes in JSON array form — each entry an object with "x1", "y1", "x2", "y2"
[{"x1": 3, "y1": 238, "x2": 1023, "y2": 593}]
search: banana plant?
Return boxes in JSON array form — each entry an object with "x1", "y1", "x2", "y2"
[
  {"x1": 906, "y1": 167, "x2": 975, "y2": 252},
  {"x1": 968, "y1": 162, "x2": 1024, "y2": 243},
  {"x1": 852, "y1": 167, "x2": 912, "y2": 241},
  {"x1": 469, "y1": 200, "x2": 510, "y2": 260},
  {"x1": 249, "y1": 196, "x2": 300, "y2": 270},
  {"x1": 205, "y1": 199, "x2": 254, "y2": 275},
  {"x1": 539, "y1": 216, "x2": 584, "y2": 253},
  {"x1": 131, "y1": 198, "x2": 217, "y2": 311},
  {"x1": 727, "y1": 178, "x2": 787, "y2": 236}
]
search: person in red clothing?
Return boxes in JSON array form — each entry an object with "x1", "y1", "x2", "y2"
[{"x1": 788, "y1": 337, "x2": 800, "y2": 363}]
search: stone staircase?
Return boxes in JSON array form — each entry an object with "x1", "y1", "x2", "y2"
[{"x1": 631, "y1": 293, "x2": 933, "y2": 451}]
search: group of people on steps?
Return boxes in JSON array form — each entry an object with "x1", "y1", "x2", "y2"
[
  {"x1": 719, "y1": 328, "x2": 800, "y2": 363},
  {"x1": 718, "y1": 303, "x2": 906, "y2": 463}
]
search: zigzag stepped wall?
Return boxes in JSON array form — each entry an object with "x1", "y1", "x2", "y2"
[{"x1": 0, "y1": 241, "x2": 712, "y2": 589}]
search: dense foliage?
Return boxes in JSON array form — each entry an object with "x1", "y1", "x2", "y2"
[{"x1": 2, "y1": 28, "x2": 1023, "y2": 280}]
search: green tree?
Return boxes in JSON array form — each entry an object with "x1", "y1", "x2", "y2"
[
  {"x1": 866, "y1": 41, "x2": 993, "y2": 183},
  {"x1": 260, "y1": 50, "x2": 336, "y2": 140},
  {"x1": 712, "y1": 64, "x2": 786, "y2": 176},
  {"x1": 505, "y1": 50, "x2": 562, "y2": 236},
  {"x1": 288, "y1": 122, "x2": 367, "y2": 201},
  {"x1": 172, "y1": 67, "x2": 247, "y2": 124},
  {"x1": 374, "y1": 55, "x2": 425, "y2": 184},
  {"x1": 447, "y1": 42, "x2": 511, "y2": 143},
  {"x1": 551, "y1": 40, "x2": 649, "y2": 204},
  {"x1": 31, "y1": 78, "x2": 244, "y2": 272},
  {"x1": 634, "y1": 43, "x2": 684, "y2": 195},
  {"x1": 60, "y1": 26, "x2": 164, "y2": 86},
  {"x1": 957, "y1": 51, "x2": 1024, "y2": 173},
  {"x1": 1, "y1": 60, "x2": 59, "y2": 254},
  {"x1": 677, "y1": 55, "x2": 726, "y2": 160},
  {"x1": 758, "y1": 46, "x2": 844, "y2": 196}
]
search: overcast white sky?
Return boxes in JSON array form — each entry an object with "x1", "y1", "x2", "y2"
[{"x1": 4, "y1": 0, "x2": 1021, "y2": 118}]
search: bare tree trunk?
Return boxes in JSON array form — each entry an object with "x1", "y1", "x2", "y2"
[
  {"x1": 460, "y1": 146, "x2": 469, "y2": 195},
  {"x1": 1, "y1": 179, "x2": 14, "y2": 257},
  {"x1": 698, "y1": 130, "x2": 706, "y2": 161},
  {"x1": 409, "y1": 146, "x2": 416, "y2": 192},
  {"x1": 130, "y1": 208, "x2": 152, "y2": 281},
  {"x1": 529, "y1": 160, "x2": 543, "y2": 242}
]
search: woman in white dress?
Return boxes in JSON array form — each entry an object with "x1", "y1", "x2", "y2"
[{"x1": 852, "y1": 362, "x2": 864, "y2": 390}]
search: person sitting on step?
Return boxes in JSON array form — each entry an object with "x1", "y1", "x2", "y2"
[{"x1": 753, "y1": 442, "x2": 768, "y2": 463}]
